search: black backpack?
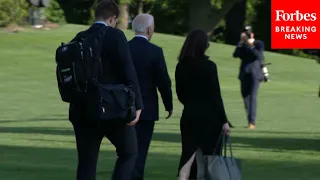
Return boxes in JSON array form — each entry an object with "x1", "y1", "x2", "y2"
[
  {"x1": 55, "y1": 27, "x2": 136, "y2": 123},
  {"x1": 55, "y1": 27, "x2": 107, "y2": 103}
]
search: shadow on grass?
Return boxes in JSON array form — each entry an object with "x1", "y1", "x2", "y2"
[
  {"x1": 0, "y1": 145, "x2": 178, "y2": 180},
  {"x1": 1, "y1": 126, "x2": 320, "y2": 152},
  {"x1": 235, "y1": 130, "x2": 320, "y2": 135},
  {"x1": 151, "y1": 132, "x2": 320, "y2": 152},
  {"x1": 0, "y1": 126, "x2": 74, "y2": 135},
  {"x1": 1, "y1": 144, "x2": 320, "y2": 180},
  {"x1": 0, "y1": 116, "x2": 67, "y2": 123}
]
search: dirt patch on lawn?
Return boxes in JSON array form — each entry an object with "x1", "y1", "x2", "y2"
[{"x1": 1, "y1": 21, "x2": 60, "y2": 33}]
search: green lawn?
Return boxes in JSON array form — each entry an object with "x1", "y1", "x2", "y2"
[{"x1": 0, "y1": 24, "x2": 320, "y2": 180}]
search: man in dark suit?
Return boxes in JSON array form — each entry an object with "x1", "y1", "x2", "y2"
[
  {"x1": 68, "y1": 1, "x2": 143, "y2": 180},
  {"x1": 128, "y1": 13, "x2": 173, "y2": 180},
  {"x1": 233, "y1": 31, "x2": 265, "y2": 129}
]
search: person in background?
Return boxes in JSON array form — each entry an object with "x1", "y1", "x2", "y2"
[
  {"x1": 233, "y1": 28, "x2": 265, "y2": 129},
  {"x1": 129, "y1": 13, "x2": 173, "y2": 180},
  {"x1": 175, "y1": 29, "x2": 230, "y2": 180}
]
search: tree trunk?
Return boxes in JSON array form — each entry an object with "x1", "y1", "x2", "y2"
[
  {"x1": 188, "y1": 0, "x2": 243, "y2": 34},
  {"x1": 225, "y1": 0, "x2": 246, "y2": 45},
  {"x1": 188, "y1": 0, "x2": 212, "y2": 31},
  {"x1": 251, "y1": 0, "x2": 271, "y2": 50},
  {"x1": 116, "y1": 3, "x2": 129, "y2": 29},
  {"x1": 137, "y1": 0, "x2": 144, "y2": 14}
]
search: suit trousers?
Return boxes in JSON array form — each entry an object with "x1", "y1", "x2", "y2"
[
  {"x1": 71, "y1": 118, "x2": 138, "y2": 180},
  {"x1": 240, "y1": 74, "x2": 260, "y2": 124},
  {"x1": 133, "y1": 120, "x2": 155, "y2": 180}
]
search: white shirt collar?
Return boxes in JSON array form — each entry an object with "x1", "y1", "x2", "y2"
[
  {"x1": 94, "y1": 21, "x2": 108, "y2": 27},
  {"x1": 135, "y1": 35, "x2": 148, "y2": 40}
]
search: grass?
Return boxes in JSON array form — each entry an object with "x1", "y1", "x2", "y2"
[{"x1": 0, "y1": 24, "x2": 320, "y2": 180}]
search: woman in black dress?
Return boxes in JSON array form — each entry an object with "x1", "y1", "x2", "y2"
[{"x1": 175, "y1": 29, "x2": 231, "y2": 180}]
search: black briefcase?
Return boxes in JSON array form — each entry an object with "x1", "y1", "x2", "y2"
[{"x1": 96, "y1": 84, "x2": 136, "y2": 123}]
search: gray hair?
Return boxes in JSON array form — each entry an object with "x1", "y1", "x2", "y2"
[{"x1": 132, "y1": 14, "x2": 154, "y2": 33}]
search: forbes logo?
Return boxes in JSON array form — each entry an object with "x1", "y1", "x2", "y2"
[{"x1": 275, "y1": 10, "x2": 317, "y2": 21}]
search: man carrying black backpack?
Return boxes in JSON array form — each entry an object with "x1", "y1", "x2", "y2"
[{"x1": 55, "y1": 1, "x2": 143, "y2": 180}]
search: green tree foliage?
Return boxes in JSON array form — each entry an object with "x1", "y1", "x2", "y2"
[
  {"x1": 56, "y1": 0, "x2": 96, "y2": 25},
  {"x1": 56, "y1": 0, "x2": 131, "y2": 27},
  {"x1": 129, "y1": 0, "x2": 188, "y2": 35},
  {"x1": 45, "y1": 0, "x2": 65, "y2": 23},
  {"x1": 149, "y1": 0, "x2": 188, "y2": 35},
  {"x1": 245, "y1": 0, "x2": 261, "y2": 25},
  {"x1": 250, "y1": 0, "x2": 270, "y2": 49},
  {"x1": 188, "y1": 0, "x2": 242, "y2": 33},
  {"x1": 0, "y1": 0, "x2": 29, "y2": 27},
  {"x1": 128, "y1": 0, "x2": 240, "y2": 41}
]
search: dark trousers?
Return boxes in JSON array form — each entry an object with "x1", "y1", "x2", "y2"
[
  {"x1": 240, "y1": 74, "x2": 260, "y2": 124},
  {"x1": 71, "y1": 118, "x2": 138, "y2": 180},
  {"x1": 133, "y1": 120, "x2": 155, "y2": 180}
]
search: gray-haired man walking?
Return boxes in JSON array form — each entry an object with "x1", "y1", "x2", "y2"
[{"x1": 129, "y1": 14, "x2": 173, "y2": 180}]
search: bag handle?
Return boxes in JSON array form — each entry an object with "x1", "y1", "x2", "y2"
[
  {"x1": 213, "y1": 130, "x2": 234, "y2": 158},
  {"x1": 223, "y1": 135, "x2": 234, "y2": 158},
  {"x1": 213, "y1": 130, "x2": 224, "y2": 156},
  {"x1": 224, "y1": 135, "x2": 237, "y2": 166}
]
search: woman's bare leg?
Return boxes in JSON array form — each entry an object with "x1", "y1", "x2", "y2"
[{"x1": 178, "y1": 152, "x2": 196, "y2": 180}]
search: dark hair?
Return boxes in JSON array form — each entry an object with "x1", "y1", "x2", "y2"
[
  {"x1": 178, "y1": 29, "x2": 209, "y2": 62},
  {"x1": 95, "y1": 0, "x2": 120, "y2": 20}
]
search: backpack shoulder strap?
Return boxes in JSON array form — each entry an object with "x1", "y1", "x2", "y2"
[
  {"x1": 87, "y1": 26, "x2": 109, "y2": 82},
  {"x1": 69, "y1": 30, "x2": 88, "y2": 43},
  {"x1": 82, "y1": 26, "x2": 108, "y2": 42},
  {"x1": 92, "y1": 26, "x2": 109, "y2": 57}
]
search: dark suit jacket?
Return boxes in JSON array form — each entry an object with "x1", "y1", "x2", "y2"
[
  {"x1": 69, "y1": 24, "x2": 144, "y2": 119},
  {"x1": 233, "y1": 40, "x2": 265, "y2": 81},
  {"x1": 128, "y1": 37, "x2": 172, "y2": 121}
]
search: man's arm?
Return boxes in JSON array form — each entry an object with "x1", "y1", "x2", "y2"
[
  {"x1": 234, "y1": 33, "x2": 247, "y2": 58},
  {"x1": 114, "y1": 30, "x2": 144, "y2": 110},
  {"x1": 252, "y1": 40, "x2": 265, "y2": 65},
  {"x1": 248, "y1": 46, "x2": 264, "y2": 64},
  {"x1": 154, "y1": 48, "x2": 173, "y2": 112},
  {"x1": 233, "y1": 43, "x2": 243, "y2": 58}
]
